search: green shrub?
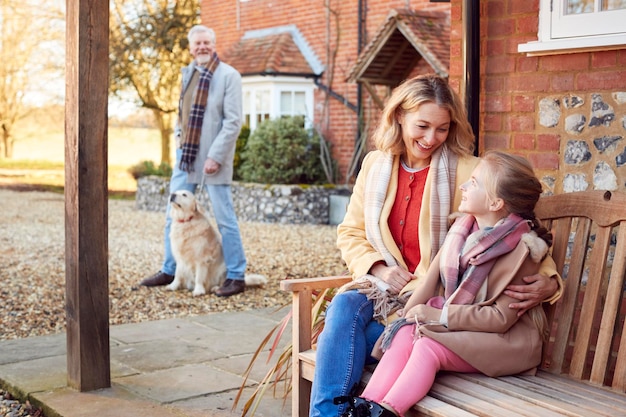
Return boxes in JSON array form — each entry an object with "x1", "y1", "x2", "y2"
[
  {"x1": 128, "y1": 160, "x2": 172, "y2": 179},
  {"x1": 238, "y1": 116, "x2": 329, "y2": 184},
  {"x1": 233, "y1": 125, "x2": 250, "y2": 181}
]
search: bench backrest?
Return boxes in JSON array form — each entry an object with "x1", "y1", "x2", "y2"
[{"x1": 534, "y1": 190, "x2": 626, "y2": 392}]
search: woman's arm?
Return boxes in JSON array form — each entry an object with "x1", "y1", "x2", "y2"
[
  {"x1": 336, "y1": 153, "x2": 385, "y2": 279},
  {"x1": 505, "y1": 254, "x2": 563, "y2": 316}
]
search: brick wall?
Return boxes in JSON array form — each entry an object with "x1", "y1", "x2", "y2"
[
  {"x1": 449, "y1": 0, "x2": 626, "y2": 194},
  {"x1": 201, "y1": 0, "x2": 449, "y2": 183}
]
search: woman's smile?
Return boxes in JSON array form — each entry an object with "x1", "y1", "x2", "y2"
[{"x1": 400, "y1": 102, "x2": 451, "y2": 169}]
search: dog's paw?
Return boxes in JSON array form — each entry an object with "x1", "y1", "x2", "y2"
[
  {"x1": 166, "y1": 282, "x2": 179, "y2": 291},
  {"x1": 192, "y1": 285, "x2": 206, "y2": 297}
]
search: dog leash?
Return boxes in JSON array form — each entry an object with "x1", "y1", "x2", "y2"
[
  {"x1": 199, "y1": 173, "x2": 206, "y2": 193},
  {"x1": 197, "y1": 173, "x2": 206, "y2": 199}
]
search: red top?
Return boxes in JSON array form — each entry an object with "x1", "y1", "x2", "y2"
[{"x1": 387, "y1": 164, "x2": 429, "y2": 273}]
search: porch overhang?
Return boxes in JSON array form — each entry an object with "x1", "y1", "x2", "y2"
[{"x1": 347, "y1": 8, "x2": 450, "y2": 108}]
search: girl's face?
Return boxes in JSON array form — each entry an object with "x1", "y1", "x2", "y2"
[
  {"x1": 458, "y1": 161, "x2": 494, "y2": 217},
  {"x1": 398, "y1": 102, "x2": 451, "y2": 169}
]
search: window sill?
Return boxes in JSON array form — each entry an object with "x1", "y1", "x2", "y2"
[{"x1": 518, "y1": 34, "x2": 626, "y2": 56}]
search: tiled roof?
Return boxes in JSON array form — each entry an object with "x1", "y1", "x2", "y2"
[
  {"x1": 347, "y1": 8, "x2": 450, "y2": 86},
  {"x1": 224, "y1": 31, "x2": 316, "y2": 77}
]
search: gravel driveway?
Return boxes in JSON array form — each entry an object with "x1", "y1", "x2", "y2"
[{"x1": 0, "y1": 188, "x2": 345, "y2": 341}]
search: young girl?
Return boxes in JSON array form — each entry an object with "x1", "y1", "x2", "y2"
[{"x1": 338, "y1": 151, "x2": 552, "y2": 417}]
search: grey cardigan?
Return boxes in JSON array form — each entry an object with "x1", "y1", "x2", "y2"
[{"x1": 175, "y1": 60, "x2": 243, "y2": 185}]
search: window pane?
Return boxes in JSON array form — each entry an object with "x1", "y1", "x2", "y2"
[
  {"x1": 255, "y1": 90, "x2": 270, "y2": 119},
  {"x1": 280, "y1": 91, "x2": 291, "y2": 114},
  {"x1": 294, "y1": 92, "x2": 306, "y2": 115},
  {"x1": 602, "y1": 0, "x2": 626, "y2": 10},
  {"x1": 255, "y1": 90, "x2": 269, "y2": 111},
  {"x1": 565, "y1": 0, "x2": 594, "y2": 14},
  {"x1": 243, "y1": 91, "x2": 250, "y2": 113}
]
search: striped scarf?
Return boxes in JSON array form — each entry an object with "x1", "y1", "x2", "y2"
[
  {"x1": 364, "y1": 145, "x2": 457, "y2": 273},
  {"x1": 179, "y1": 53, "x2": 220, "y2": 173},
  {"x1": 339, "y1": 146, "x2": 458, "y2": 321},
  {"x1": 429, "y1": 144, "x2": 458, "y2": 258},
  {"x1": 441, "y1": 213, "x2": 530, "y2": 304}
]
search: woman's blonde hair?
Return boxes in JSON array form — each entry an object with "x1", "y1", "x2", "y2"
[{"x1": 373, "y1": 74, "x2": 475, "y2": 157}]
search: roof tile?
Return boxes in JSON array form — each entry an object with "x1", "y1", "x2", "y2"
[{"x1": 224, "y1": 32, "x2": 315, "y2": 76}]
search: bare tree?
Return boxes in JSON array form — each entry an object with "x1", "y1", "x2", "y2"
[
  {"x1": 0, "y1": 0, "x2": 64, "y2": 158},
  {"x1": 109, "y1": 0, "x2": 199, "y2": 166}
]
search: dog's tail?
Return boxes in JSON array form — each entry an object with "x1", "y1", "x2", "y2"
[{"x1": 244, "y1": 273, "x2": 268, "y2": 287}]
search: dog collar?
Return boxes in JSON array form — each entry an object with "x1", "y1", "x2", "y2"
[{"x1": 177, "y1": 215, "x2": 194, "y2": 223}]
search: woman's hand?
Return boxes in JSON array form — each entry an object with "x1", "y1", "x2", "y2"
[
  {"x1": 504, "y1": 273, "x2": 558, "y2": 316},
  {"x1": 370, "y1": 264, "x2": 415, "y2": 294}
]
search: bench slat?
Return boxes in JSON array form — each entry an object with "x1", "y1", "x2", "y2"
[
  {"x1": 457, "y1": 373, "x2": 618, "y2": 417},
  {"x1": 547, "y1": 217, "x2": 590, "y2": 374},
  {"x1": 427, "y1": 380, "x2": 531, "y2": 417},
  {"x1": 408, "y1": 395, "x2": 478, "y2": 417},
  {"x1": 529, "y1": 372, "x2": 626, "y2": 408},
  {"x1": 592, "y1": 222, "x2": 626, "y2": 384},
  {"x1": 571, "y1": 226, "x2": 611, "y2": 380}
]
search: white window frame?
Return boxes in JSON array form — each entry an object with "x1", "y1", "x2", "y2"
[
  {"x1": 518, "y1": 0, "x2": 626, "y2": 56},
  {"x1": 279, "y1": 90, "x2": 307, "y2": 119},
  {"x1": 241, "y1": 75, "x2": 315, "y2": 131}
]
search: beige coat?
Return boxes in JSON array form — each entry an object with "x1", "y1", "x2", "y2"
[{"x1": 418, "y1": 237, "x2": 548, "y2": 376}]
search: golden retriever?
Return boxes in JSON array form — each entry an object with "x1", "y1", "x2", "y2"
[{"x1": 166, "y1": 190, "x2": 266, "y2": 296}]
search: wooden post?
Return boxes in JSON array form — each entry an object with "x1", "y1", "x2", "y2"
[{"x1": 64, "y1": 0, "x2": 110, "y2": 391}]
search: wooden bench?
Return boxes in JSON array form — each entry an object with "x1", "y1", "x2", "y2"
[{"x1": 280, "y1": 190, "x2": 626, "y2": 416}]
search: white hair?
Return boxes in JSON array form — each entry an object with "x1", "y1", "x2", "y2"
[{"x1": 187, "y1": 25, "x2": 216, "y2": 44}]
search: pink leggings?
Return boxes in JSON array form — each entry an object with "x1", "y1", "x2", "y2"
[{"x1": 361, "y1": 325, "x2": 478, "y2": 417}]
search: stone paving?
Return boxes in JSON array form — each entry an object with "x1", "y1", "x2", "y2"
[{"x1": 0, "y1": 308, "x2": 293, "y2": 417}]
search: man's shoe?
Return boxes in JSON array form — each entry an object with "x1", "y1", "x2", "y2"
[
  {"x1": 215, "y1": 278, "x2": 245, "y2": 297},
  {"x1": 140, "y1": 271, "x2": 174, "y2": 287}
]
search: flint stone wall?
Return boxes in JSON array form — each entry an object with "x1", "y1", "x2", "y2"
[
  {"x1": 135, "y1": 175, "x2": 351, "y2": 225},
  {"x1": 538, "y1": 92, "x2": 626, "y2": 194}
]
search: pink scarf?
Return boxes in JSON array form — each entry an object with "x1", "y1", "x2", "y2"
[{"x1": 441, "y1": 213, "x2": 530, "y2": 304}]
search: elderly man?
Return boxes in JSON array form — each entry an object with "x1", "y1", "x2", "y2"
[{"x1": 141, "y1": 25, "x2": 248, "y2": 297}]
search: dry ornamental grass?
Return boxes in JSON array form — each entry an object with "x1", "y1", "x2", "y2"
[{"x1": 0, "y1": 188, "x2": 346, "y2": 341}]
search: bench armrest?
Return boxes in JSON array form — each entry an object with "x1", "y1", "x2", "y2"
[
  {"x1": 280, "y1": 275, "x2": 352, "y2": 292},
  {"x1": 281, "y1": 275, "x2": 352, "y2": 417}
]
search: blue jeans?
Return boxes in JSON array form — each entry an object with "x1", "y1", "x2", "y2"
[
  {"x1": 161, "y1": 150, "x2": 247, "y2": 280},
  {"x1": 310, "y1": 290, "x2": 384, "y2": 417}
]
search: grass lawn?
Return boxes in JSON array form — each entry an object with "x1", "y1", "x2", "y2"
[{"x1": 0, "y1": 125, "x2": 174, "y2": 198}]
